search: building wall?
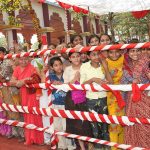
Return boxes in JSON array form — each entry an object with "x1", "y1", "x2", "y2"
[{"x1": 0, "y1": 1, "x2": 102, "y2": 45}]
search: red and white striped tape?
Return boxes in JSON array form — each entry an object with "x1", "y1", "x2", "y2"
[
  {"x1": 0, "y1": 82, "x2": 150, "y2": 92},
  {"x1": 0, "y1": 118, "x2": 146, "y2": 150},
  {"x1": 42, "y1": 39, "x2": 57, "y2": 149},
  {"x1": 1, "y1": 103, "x2": 150, "y2": 126},
  {"x1": 1, "y1": 42, "x2": 150, "y2": 60}
]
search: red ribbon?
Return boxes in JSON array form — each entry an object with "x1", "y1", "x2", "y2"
[
  {"x1": 132, "y1": 83, "x2": 150, "y2": 102},
  {"x1": 51, "y1": 131, "x2": 59, "y2": 150},
  {"x1": 102, "y1": 84, "x2": 126, "y2": 109}
]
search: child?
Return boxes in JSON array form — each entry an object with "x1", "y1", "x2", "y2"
[
  {"x1": 63, "y1": 52, "x2": 92, "y2": 150},
  {"x1": 49, "y1": 56, "x2": 67, "y2": 150},
  {"x1": 80, "y1": 50, "x2": 110, "y2": 149},
  {"x1": 100, "y1": 34, "x2": 112, "y2": 59},
  {"x1": 88, "y1": 34, "x2": 100, "y2": 46},
  {"x1": 106, "y1": 49, "x2": 125, "y2": 150},
  {"x1": 71, "y1": 34, "x2": 89, "y2": 63}
]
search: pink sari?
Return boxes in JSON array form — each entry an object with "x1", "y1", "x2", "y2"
[{"x1": 13, "y1": 63, "x2": 44, "y2": 145}]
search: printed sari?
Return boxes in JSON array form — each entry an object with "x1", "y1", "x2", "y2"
[{"x1": 121, "y1": 54, "x2": 150, "y2": 148}]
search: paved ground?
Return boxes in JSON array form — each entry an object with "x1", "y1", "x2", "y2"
[{"x1": 0, "y1": 135, "x2": 49, "y2": 150}]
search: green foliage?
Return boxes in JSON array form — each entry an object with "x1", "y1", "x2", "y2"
[
  {"x1": 100, "y1": 12, "x2": 150, "y2": 41},
  {"x1": 8, "y1": 16, "x2": 21, "y2": 26},
  {"x1": 0, "y1": 0, "x2": 21, "y2": 14},
  {"x1": 0, "y1": 37, "x2": 7, "y2": 48}
]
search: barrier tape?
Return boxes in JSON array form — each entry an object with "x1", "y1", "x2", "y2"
[
  {"x1": 1, "y1": 103, "x2": 150, "y2": 126},
  {"x1": 1, "y1": 42, "x2": 150, "y2": 60},
  {"x1": 0, "y1": 118, "x2": 146, "y2": 150},
  {"x1": 0, "y1": 82, "x2": 149, "y2": 92},
  {"x1": 42, "y1": 38, "x2": 57, "y2": 150}
]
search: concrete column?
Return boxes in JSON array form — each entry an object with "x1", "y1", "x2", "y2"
[{"x1": 42, "y1": 3, "x2": 51, "y2": 45}]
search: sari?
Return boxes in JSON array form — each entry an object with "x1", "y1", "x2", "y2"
[
  {"x1": 0, "y1": 59, "x2": 13, "y2": 136},
  {"x1": 121, "y1": 54, "x2": 150, "y2": 148},
  {"x1": 106, "y1": 55, "x2": 125, "y2": 149},
  {"x1": 13, "y1": 63, "x2": 44, "y2": 145}
]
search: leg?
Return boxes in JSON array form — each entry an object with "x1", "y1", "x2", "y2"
[{"x1": 87, "y1": 99, "x2": 103, "y2": 149}]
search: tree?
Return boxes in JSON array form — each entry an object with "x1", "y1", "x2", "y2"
[{"x1": 100, "y1": 12, "x2": 150, "y2": 41}]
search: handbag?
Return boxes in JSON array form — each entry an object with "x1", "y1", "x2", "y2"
[
  {"x1": 25, "y1": 73, "x2": 41, "y2": 94},
  {"x1": 71, "y1": 81, "x2": 86, "y2": 104}
]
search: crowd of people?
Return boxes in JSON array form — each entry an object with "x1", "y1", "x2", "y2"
[{"x1": 0, "y1": 34, "x2": 149, "y2": 150}]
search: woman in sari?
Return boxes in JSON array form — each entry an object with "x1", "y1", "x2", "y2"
[
  {"x1": 0, "y1": 47, "x2": 12, "y2": 137},
  {"x1": 11, "y1": 57, "x2": 44, "y2": 145},
  {"x1": 121, "y1": 48, "x2": 150, "y2": 148}
]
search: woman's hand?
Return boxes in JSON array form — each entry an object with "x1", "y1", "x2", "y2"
[
  {"x1": 16, "y1": 80, "x2": 25, "y2": 88},
  {"x1": 74, "y1": 71, "x2": 80, "y2": 82}
]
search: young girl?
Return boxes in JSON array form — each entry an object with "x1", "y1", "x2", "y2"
[
  {"x1": 121, "y1": 47, "x2": 150, "y2": 148},
  {"x1": 88, "y1": 35, "x2": 113, "y2": 83},
  {"x1": 100, "y1": 34, "x2": 112, "y2": 59},
  {"x1": 63, "y1": 52, "x2": 92, "y2": 150},
  {"x1": 106, "y1": 49, "x2": 125, "y2": 150},
  {"x1": 80, "y1": 50, "x2": 111, "y2": 149},
  {"x1": 71, "y1": 34, "x2": 89, "y2": 63},
  {"x1": 49, "y1": 56, "x2": 68, "y2": 150},
  {"x1": 88, "y1": 34, "x2": 100, "y2": 46}
]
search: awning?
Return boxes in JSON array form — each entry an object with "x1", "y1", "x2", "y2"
[{"x1": 44, "y1": 0, "x2": 150, "y2": 15}]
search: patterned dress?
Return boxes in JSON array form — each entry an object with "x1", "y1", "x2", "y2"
[
  {"x1": 106, "y1": 55, "x2": 125, "y2": 149},
  {"x1": 121, "y1": 54, "x2": 150, "y2": 148},
  {"x1": 0, "y1": 59, "x2": 13, "y2": 136}
]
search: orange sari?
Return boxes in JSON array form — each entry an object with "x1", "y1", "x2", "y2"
[{"x1": 13, "y1": 63, "x2": 44, "y2": 145}]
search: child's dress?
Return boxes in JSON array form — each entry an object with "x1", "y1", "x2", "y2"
[{"x1": 106, "y1": 55, "x2": 125, "y2": 149}]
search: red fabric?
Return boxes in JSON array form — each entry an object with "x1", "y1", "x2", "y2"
[
  {"x1": 132, "y1": 83, "x2": 141, "y2": 102},
  {"x1": 125, "y1": 91, "x2": 150, "y2": 148},
  {"x1": 13, "y1": 63, "x2": 44, "y2": 145},
  {"x1": 124, "y1": 53, "x2": 150, "y2": 148},
  {"x1": 132, "y1": 83, "x2": 150, "y2": 102},
  {"x1": 25, "y1": 73, "x2": 41, "y2": 84},
  {"x1": 58, "y1": 1, "x2": 71, "y2": 9},
  {"x1": 72, "y1": 6, "x2": 89, "y2": 14},
  {"x1": 102, "y1": 84, "x2": 126, "y2": 109},
  {"x1": 57, "y1": 0, "x2": 88, "y2": 14},
  {"x1": 123, "y1": 53, "x2": 133, "y2": 76},
  {"x1": 38, "y1": 0, "x2": 45, "y2": 3},
  {"x1": 132, "y1": 10, "x2": 150, "y2": 19},
  {"x1": 25, "y1": 73, "x2": 41, "y2": 95},
  {"x1": 41, "y1": 35, "x2": 47, "y2": 45}
]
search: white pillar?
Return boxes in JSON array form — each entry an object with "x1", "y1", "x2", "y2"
[{"x1": 5, "y1": 29, "x2": 14, "y2": 49}]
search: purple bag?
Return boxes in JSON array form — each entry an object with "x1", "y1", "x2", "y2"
[{"x1": 71, "y1": 81, "x2": 86, "y2": 104}]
